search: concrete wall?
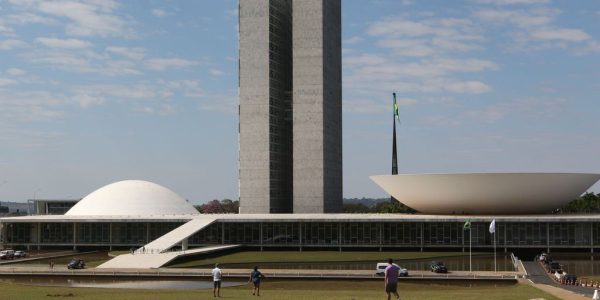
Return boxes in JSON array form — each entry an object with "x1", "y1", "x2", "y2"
[
  {"x1": 239, "y1": 0, "x2": 271, "y2": 213},
  {"x1": 239, "y1": 0, "x2": 293, "y2": 213},
  {"x1": 293, "y1": 0, "x2": 342, "y2": 213}
]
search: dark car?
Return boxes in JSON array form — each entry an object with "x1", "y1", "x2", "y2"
[
  {"x1": 539, "y1": 253, "x2": 552, "y2": 264},
  {"x1": 547, "y1": 262, "x2": 562, "y2": 274},
  {"x1": 67, "y1": 259, "x2": 85, "y2": 269},
  {"x1": 564, "y1": 274, "x2": 577, "y2": 283},
  {"x1": 430, "y1": 261, "x2": 448, "y2": 273},
  {"x1": 13, "y1": 251, "x2": 27, "y2": 258}
]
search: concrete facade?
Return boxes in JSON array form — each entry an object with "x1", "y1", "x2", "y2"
[
  {"x1": 239, "y1": 0, "x2": 294, "y2": 213},
  {"x1": 293, "y1": 0, "x2": 342, "y2": 213},
  {"x1": 239, "y1": 0, "x2": 342, "y2": 214}
]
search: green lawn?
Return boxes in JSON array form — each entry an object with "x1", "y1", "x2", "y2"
[
  {"x1": 6, "y1": 252, "x2": 111, "y2": 268},
  {"x1": 0, "y1": 280, "x2": 560, "y2": 300},
  {"x1": 168, "y1": 251, "x2": 483, "y2": 268}
]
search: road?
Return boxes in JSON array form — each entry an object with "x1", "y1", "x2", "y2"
[{"x1": 523, "y1": 260, "x2": 594, "y2": 298}]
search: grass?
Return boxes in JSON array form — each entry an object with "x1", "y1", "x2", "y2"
[
  {"x1": 6, "y1": 252, "x2": 111, "y2": 268},
  {"x1": 168, "y1": 251, "x2": 483, "y2": 268},
  {"x1": 0, "y1": 280, "x2": 560, "y2": 300}
]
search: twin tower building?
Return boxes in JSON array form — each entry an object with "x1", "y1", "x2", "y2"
[{"x1": 239, "y1": 0, "x2": 342, "y2": 213}]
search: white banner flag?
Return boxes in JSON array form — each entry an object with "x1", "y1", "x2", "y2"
[{"x1": 489, "y1": 219, "x2": 496, "y2": 234}]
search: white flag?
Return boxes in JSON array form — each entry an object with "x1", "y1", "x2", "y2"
[{"x1": 489, "y1": 219, "x2": 496, "y2": 234}]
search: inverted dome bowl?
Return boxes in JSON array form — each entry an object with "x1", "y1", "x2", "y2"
[{"x1": 370, "y1": 173, "x2": 600, "y2": 215}]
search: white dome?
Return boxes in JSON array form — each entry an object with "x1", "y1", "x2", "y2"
[{"x1": 66, "y1": 180, "x2": 199, "y2": 216}]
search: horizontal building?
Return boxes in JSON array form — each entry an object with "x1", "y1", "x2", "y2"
[{"x1": 2, "y1": 180, "x2": 599, "y2": 254}]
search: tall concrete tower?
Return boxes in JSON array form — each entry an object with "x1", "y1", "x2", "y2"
[
  {"x1": 239, "y1": 0, "x2": 341, "y2": 214},
  {"x1": 292, "y1": 0, "x2": 342, "y2": 213}
]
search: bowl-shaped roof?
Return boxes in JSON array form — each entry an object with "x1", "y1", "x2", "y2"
[
  {"x1": 65, "y1": 180, "x2": 199, "y2": 216},
  {"x1": 370, "y1": 173, "x2": 600, "y2": 215}
]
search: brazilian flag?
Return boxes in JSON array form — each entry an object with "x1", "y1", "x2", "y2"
[
  {"x1": 463, "y1": 220, "x2": 471, "y2": 230},
  {"x1": 393, "y1": 93, "x2": 399, "y2": 120}
]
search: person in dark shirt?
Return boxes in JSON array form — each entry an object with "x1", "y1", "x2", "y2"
[{"x1": 248, "y1": 266, "x2": 266, "y2": 296}]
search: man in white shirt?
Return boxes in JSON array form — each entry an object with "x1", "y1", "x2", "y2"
[{"x1": 212, "y1": 263, "x2": 222, "y2": 298}]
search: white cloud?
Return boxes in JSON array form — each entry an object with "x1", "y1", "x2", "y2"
[
  {"x1": 6, "y1": 68, "x2": 25, "y2": 76},
  {"x1": 72, "y1": 93, "x2": 105, "y2": 108},
  {"x1": 0, "y1": 78, "x2": 17, "y2": 86},
  {"x1": 367, "y1": 17, "x2": 483, "y2": 57},
  {"x1": 0, "y1": 39, "x2": 27, "y2": 50},
  {"x1": 209, "y1": 69, "x2": 225, "y2": 76},
  {"x1": 474, "y1": 0, "x2": 549, "y2": 5},
  {"x1": 445, "y1": 81, "x2": 492, "y2": 94},
  {"x1": 151, "y1": 8, "x2": 168, "y2": 17},
  {"x1": 36, "y1": 37, "x2": 92, "y2": 49},
  {"x1": 465, "y1": 97, "x2": 567, "y2": 123},
  {"x1": 106, "y1": 46, "x2": 147, "y2": 60},
  {"x1": 0, "y1": 90, "x2": 68, "y2": 122},
  {"x1": 474, "y1": 8, "x2": 598, "y2": 52},
  {"x1": 344, "y1": 54, "x2": 387, "y2": 66},
  {"x1": 145, "y1": 58, "x2": 199, "y2": 71},
  {"x1": 344, "y1": 97, "x2": 417, "y2": 114},
  {"x1": 0, "y1": 24, "x2": 14, "y2": 35},
  {"x1": 10, "y1": 0, "x2": 134, "y2": 38},
  {"x1": 344, "y1": 36, "x2": 364, "y2": 45},
  {"x1": 531, "y1": 28, "x2": 591, "y2": 42}
]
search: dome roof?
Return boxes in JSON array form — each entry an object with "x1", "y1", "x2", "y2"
[
  {"x1": 65, "y1": 180, "x2": 199, "y2": 216},
  {"x1": 371, "y1": 173, "x2": 600, "y2": 214}
]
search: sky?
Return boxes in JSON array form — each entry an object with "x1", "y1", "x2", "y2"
[{"x1": 0, "y1": 0, "x2": 599, "y2": 204}]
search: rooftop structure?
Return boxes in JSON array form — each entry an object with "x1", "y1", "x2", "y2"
[
  {"x1": 371, "y1": 173, "x2": 600, "y2": 214},
  {"x1": 65, "y1": 180, "x2": 199, "y2": 217},
  {"x1": 239, "y1": 0, "x2": 342, "y2": 214}
]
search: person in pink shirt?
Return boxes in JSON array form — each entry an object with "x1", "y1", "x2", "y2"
[{"x1": 384, "y1": 258, "x2": 401, "y2": 300}]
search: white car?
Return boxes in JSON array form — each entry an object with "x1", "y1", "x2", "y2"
[{"x1": 376, "y1": 263, "x2": 408, "y2": 277}]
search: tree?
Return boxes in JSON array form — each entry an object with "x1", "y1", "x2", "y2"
[
  {"x1": 200, "y1": 199, "x2": 225, "y2": 214},
  {"x1": 198, "y1": 199, "x2": 240, "y2": 214}
]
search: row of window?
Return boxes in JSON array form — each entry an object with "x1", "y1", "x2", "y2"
[{"x1": 5, "y1": 222, "x2": 600, "y2": 247}]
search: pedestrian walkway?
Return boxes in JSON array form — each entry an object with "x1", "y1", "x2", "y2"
[
  {"x1": 522, "y1": 260, "x2": 593, "y2": 299},
  {"x1": 142, "y1": 218, "x2": 216, "y2": 253},
  {"x1": 97, "y1": 244, "x2": 239, "y2": 269}
]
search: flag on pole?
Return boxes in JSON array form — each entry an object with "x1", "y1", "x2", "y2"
[
  {"x1": 463, "y1": 220, "x2": 471, "y2": 230},
  {"x1": 489, "y1": 219, "x2": 496, "y2": 234},
  {"x1": 393, "y1": 93, "x2": 399, "y2": 120}
]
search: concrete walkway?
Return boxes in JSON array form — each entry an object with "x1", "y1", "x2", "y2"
[
  {"x1": 0, "y1": 266, "x2": 518, "y2": 280},
  {"x1": 523, "y1": 260, "x2": 594, "y2": 299},
  {"x1": 96, "y1": 245, "x2": 239, "y2": 269},
  {"x1": 141, "y1": 218, "x2": 216, "y2": 253}
]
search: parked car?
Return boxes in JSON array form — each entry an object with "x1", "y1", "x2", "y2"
[
  {"x1": 0, "y1": 250, "x2": 15, "y2": 260},
  {"x1": 13, "y1": 251, "x2": 27, "y2": 258},
  {"x1": 547, "y1": 262, "x2": 562, "y2": 274},
  {"x1": 430, "y1": 261, "x2": 448, "y2": 273},
  {"x1": 564, "y1": 274, "x2": 577, "y2": 283},
  {"x1": 375, "y1": 263, "x2": 409, "y2": 277},
  {"x1": 539, "y1": 253, "x2": 552, "y2": 264},
  {"x1": 67, "y1": 259, "x2": 85, "y2": 269}
]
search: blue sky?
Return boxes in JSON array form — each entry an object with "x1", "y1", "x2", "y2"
[{"x1": 0, "y1": 0, "x2": 599, "y2": 204}]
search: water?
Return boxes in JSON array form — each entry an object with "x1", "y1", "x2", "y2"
[
  {"x1": 0, "y1": 277, "x2": 245, "y2": 290},
  {"x1": 199, "y1": 254, "x2": 515, "y2": 272},
  {"x1": 549, "y1": 254, "x2": 600, "y2": 277}
]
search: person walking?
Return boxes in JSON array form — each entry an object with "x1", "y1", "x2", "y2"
[
  {"x1": 212, "y1": 263, "x2": 222, "y2": 298},
  {"x1": 384, "y1": 258, "x2": 401, "y2": 300},
  {"x1": 249, "y1": 266, "x2": 266, "y2": 296}
]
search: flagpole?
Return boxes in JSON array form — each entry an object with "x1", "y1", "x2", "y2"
[
  {"x1": 469, "y1": 226, "x2": 472, "y2": 273},
  {"x1": 494, "y1": 231, "x2": 497, "y2": 272}
]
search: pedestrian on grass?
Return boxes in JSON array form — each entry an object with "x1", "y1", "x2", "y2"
[
  {"x1": 248, "y1": 266, "x2": 266, "y2": 296},
  {"x1": 384, "y1": 258, "x2": 401, "y2": 300},
  {"x1": 212, "y1": 263, "x2": 222, "y2": 298}
]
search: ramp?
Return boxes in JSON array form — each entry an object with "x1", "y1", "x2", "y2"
[
  {"x1": 143, "y1": 218, "x2": 216, "y2": 253},
  {"x1": 97, "y1": 245, "x2": 240, "y2": 269}
]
